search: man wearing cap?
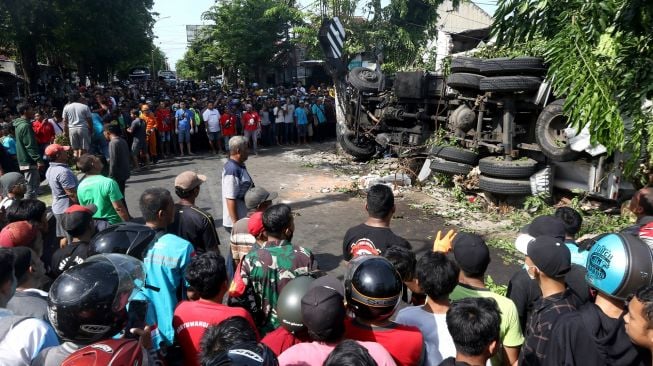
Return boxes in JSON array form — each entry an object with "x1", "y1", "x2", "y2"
[
  {"x1": 278, "y1": 276, "x2": 396, "y2": 366},
  {"x1": 13, "y1": 104, "x2": 45, "y2": 199},
  {"x1": 242, "y1": 104, "x2": 260, "y2": 155},
  {"x1": 49, "y1": 204, "x2": 96, "y2": 278},
  {"x1": 45, "y1": 143, "x2": 77, "y2": 246},
  {"x1": 0, "y1": 172, "x2": 26, "y2": 211},
  {"x1": 519, "y1": 235, "x2": 581, "y2": 365},
  {"x1": 447, "y1": 233, "x2": 524, "y2": 366},
  {"x1": 230, "y1": 186, "x2": 277, "y2": 267},
  {"x1": 169, "y1": 171, "x2": 220, "y2": 255},
  {"x1": 507, "y1": 215, "x2": 590, "y2": 332},
  {"x1": 0, "y1": 220, "x2": 41, "y2": 255}
]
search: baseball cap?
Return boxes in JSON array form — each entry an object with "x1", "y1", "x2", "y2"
[
  {"x1": 0, "y1": 221, "x2": 38, "y2": 248},
  {"x1": 301, "y1": 275, "x2": 346, "y2": 339},
  {"x1": 248, "y1": 212, "x2": 265, "y2": 237},
  {"x1": 526, "y1": 235, "x2": 571, "y2": 278},
  {"x1": 174, "y1": 171, "x2": 207, "y2": 191},
  {"x1": 515, "y1": 215, "x2": 566, "y2": 255},
  {"x1": 244, "y1": 187, "x2": 278, "y2": 210},
  {"x1": 44, "y1": 144, "x2": 71, "y2": 157},
  {"x1": 62, "y1": 204, "x2": 97, "y2": 232},
  {"x1": 0, "y1": 172, "x2": 26, "y2": 195},
  {"x1": 452, "y1": 233, "x2": 491, "y2": 276}
]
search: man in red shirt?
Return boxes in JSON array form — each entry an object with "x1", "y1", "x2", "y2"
[
  {"x1": 343, "y1": 256, "x2": 425, "y2": 366},
  {"x1": 219, "y1": 107, "x2": 237, "y2": 153},
  {"x1": 155, "y1": 101, "x2": 172, "y2": 158},
  {"x1": 242, "y1": 104, "x2": 261, "y2": 155},
  {"x1": 32, "y1": 111, "x2": 55, "y2": 157},
  {"x1": 173, "y1": 251, "x2": 257, "y2": 366}
]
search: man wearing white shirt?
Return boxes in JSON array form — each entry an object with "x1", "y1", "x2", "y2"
[
  {"x1": 273, "y1": 100, "x2": 285, "y2": 145},
  {"x1": 0, "y1": 248, "x2": 59, "y2": 366},
  {"x1": 284, "y1": 100, "x2": 295, "y2": 145},
  {"x1": 203, "y1": 102, "x2": 222, "y2": 154}
]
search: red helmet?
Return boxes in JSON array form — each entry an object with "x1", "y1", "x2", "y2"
[{"x1": 61, "y1": 339, "x2": 147, "y2": 366}]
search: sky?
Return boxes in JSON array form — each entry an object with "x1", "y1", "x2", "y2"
[{"x1": 153, "y1": 0, "x2": 498, "y2": 70}]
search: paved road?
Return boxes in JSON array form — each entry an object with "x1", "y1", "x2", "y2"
[{"x1": 122, "y1": 142, "x2": 519, "y2": 283}]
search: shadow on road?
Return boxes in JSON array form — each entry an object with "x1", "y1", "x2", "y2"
[
  {"x1": 128, "y1": 174, "x2": 177, "y2": 184},
  {"x1": 313, "y1": 252, "x2": 343, "y2": 272},
  {"x1": 289, "y1": 192, "x2": 355, "y2": 211}
]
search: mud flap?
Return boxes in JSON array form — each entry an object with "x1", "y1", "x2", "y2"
[
  {"x1": 418, "y1": 158, "x2": 432, "y2": 182},
  {"x1": 530, "y1": 166, "x2": 553, "y2": 200}
]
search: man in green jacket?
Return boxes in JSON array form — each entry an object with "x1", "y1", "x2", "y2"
[{"x1": 13, "y1": 104, "x2": 44, "y2": 199}]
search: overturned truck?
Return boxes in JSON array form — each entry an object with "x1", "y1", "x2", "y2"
[{"x1": 319, "y1": 18, "x2": 633, "y2": 200}]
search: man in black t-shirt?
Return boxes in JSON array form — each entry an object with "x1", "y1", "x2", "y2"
[
  {"x1": 168, "y1": 170, "x2": 220, "y2": 254},
  {"x1": 342, "y1": 184, "x2": 411, "y2": 261},
  {"x1": 50, "y1": 204, "x2": 95, "y2": 278}
]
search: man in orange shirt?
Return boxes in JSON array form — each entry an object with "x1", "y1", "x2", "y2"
[{"x1": 141, "y1": 104, "x2": 158, "y2": 163}]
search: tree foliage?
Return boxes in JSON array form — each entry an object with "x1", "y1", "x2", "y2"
[
  {"x1": 0, "y1": 0, "x2": 158, "y2": 92},
  {"x1": 302, "y1": 0, "x2": 458, "y2": 73},
  {"x1": 492, "y1": 0, "x2": 653, "y2": 180},
  {"x1": 193, "y1": 0, "x2": 303, "y2": 84}
]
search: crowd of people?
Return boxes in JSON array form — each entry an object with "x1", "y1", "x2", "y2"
[{"x1": 1, "y1": 81, "x2": 653, "y2": 366}]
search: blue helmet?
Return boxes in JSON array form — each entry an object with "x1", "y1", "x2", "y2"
[{"x1": 585, "y1": 233, "x2": 653, "y2": 300}]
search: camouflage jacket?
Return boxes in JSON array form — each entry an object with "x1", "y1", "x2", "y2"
[{"x1": 239, "y1": 239, "x2": 317, "y2": 335}]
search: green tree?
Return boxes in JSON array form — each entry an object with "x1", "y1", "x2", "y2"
[
  {"x1": 492, "y1": 0, "x2": 653, "y2": 180},
  {"x1": 53, "y1": 0, "x2": 155, "y2": 83},
  {"x1": 296, "y1": 0, "x2": 459, "y2": 73},
  {"x1": 0, "y1": 0, "x2": 157, "y2": 91},
  {"x1": 199, "y1": 0, "x2": 303, "y2": 84},
  {"x1": 0, "y1": 0, "x2": 56, "y2": 93}
]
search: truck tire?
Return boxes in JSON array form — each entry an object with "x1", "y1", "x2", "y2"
[
  {"x1": 535, "y1": 99, "x2": 580, "y2": 162},
  {"x1": 479, "y1": 175, "x2": 532, "y2": 195},
  {"x1": 348, "y1": 67, "x2": 381, "y2": 92},
  {"x1": 430, "y1": 157, "x2": 473, "y2": 176},
  {"x1": 451, "y1": 56, "x2": 483, "y2": 74},
  {"x1": 480, "y1": 57, "x2": 546, "y2": 76},
  {"x1": 478, "y1": 157, "x2": 538, "y2": 178},
  {"x1": 446, "y1": 73, "x2": 484, "y2": 91},
  {"x1": 339, "y1": 131, "x2": 376, "y2": 160},
  {"x1": 479, "y1": 76, "x2": 541, "y2": 92},
  {"x1": 429, "y1": 145, "x2": 479, "y2": 165}
]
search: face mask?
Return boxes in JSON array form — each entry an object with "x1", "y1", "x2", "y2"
[{"x1": 523, "y1": 263, "x2": 536, "y2": 280}]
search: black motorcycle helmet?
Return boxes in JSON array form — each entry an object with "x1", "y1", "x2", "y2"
[
  {"x1": 345, "y1": 255, "x2": 402, "y2": 321},
  {"x1": 204, "y1": 342, "x2": 278, "y2": 366},
  {"x1": 88, "y1": 223, "x2": 156, "y2": 260},
  {"x1": 276, "y1": 276, "x2": 314, "y2": 333},
  {"x1": 48, "y1": 254, "x2": 145, "y2": 344}
]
